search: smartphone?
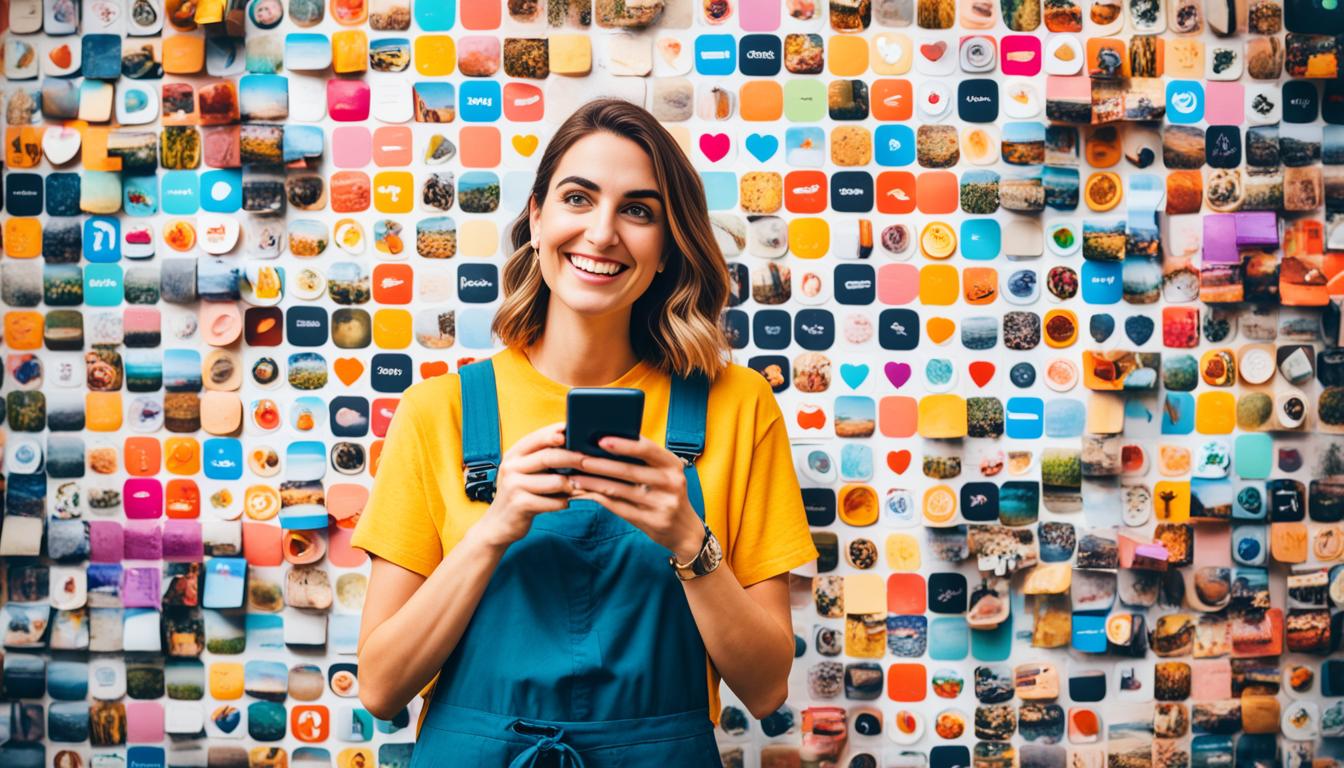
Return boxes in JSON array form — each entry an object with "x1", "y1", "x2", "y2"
[{"x1": 553, "y1": 387, "x2": 645, "y2": 475}]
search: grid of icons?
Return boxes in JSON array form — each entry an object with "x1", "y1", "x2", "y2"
[{"x1": 3, "y1": 0, "x2": 1344, "y2": 766}]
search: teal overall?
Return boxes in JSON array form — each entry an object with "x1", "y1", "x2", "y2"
[{"x1": 408, "y1": 358, "x2": 724, "y2": 767}]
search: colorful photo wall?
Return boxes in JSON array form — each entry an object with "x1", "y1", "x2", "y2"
[{"x1": 3, "y1": 0, "x2": 1344, "y2": 766}]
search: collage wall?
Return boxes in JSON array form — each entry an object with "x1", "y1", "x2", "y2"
[{"x1": 3, "y1": 0, "x2": 1344, "y2": 766}]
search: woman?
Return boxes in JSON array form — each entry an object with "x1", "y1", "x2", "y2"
[{"x1": 352, "y1": 98, "x2": 818, "y2": 765}]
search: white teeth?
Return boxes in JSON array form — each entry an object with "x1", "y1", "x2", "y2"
[{"x1": 569, "y1": 254, "x2": 624, "y2": 276}]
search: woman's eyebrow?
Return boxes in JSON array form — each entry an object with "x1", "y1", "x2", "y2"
[{"x1": 556, "y1": 175, "x2": 664, "y2": 204}]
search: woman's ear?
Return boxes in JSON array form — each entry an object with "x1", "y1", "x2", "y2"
[{"x1": 527, "y1": 197, "x2": 541, "y2": 248}]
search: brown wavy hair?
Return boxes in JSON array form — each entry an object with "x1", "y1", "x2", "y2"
[{"x1": 491, "y1": 98, "x2": 732, "y2": 382}]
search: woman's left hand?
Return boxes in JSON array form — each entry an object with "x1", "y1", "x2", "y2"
[{"x1": 565, "y1": 435, "x2": 706, "y2": 562}]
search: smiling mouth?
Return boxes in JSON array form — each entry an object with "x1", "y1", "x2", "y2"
[{"x1": 566, "y1": 253, "x2": 629, "y2": 276}]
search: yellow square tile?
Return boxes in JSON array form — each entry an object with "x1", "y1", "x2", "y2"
[
  {"x1": 1153, "y1": 481, "x2": 1190, "y2": 522},
  {"x1": 414, "y1": 35, "x2": 456, "y2": 76},
  {"x1": 1166, "y1": 39, "x2": 1203, "y2": 78},
  {"x1": 372, "y1": 309, "x2": 413, "y2": 349},
  {"x1": 919, "y1": 264, "x2": 959, "y2": 305},
  {"x1": 86, "y1": 392, "x2": 123, "y2": 431},
  {"x1": 372, "y1": 171, "x2": 413, "y2": 213},
  {"x1": 210, "y1": 663, "x2": 245, "y2": 699},
  {"x1": 885, "y1": 533, "x2": 921, "y2": 571},
  {"x1": 1085, "y1": 393, "x2": 1125, "y2": 434},
  {"x1": 1196, "y1": 391, "x2": 1236, "y2": 434},
  {"x1": 844, "y1": 574, "x2": 885, "y2": 614},
  {"x1": 459, "y1": 220, "x2": 498, "y2": 258},
  {"x1": 548, "y1": 34, "x2": 592, "y2": 75},
  {"x1": 918, "y1": 394, "x2": 967, "y2": 438},
  {"x1": 788, "y1": 217, "x2": 829, "y2": 259},
  {"x1": 332, "y1": 31, "x2": 369, "y2": 74}
]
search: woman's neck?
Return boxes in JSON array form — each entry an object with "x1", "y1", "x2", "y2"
[{"x1": 524, "y1": 303, "x2": 640, "y2": 388}]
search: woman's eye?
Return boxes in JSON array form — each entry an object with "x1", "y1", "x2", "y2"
[
  {"x1": 563, "y1": 192, "x2": 588, "y2": 206},
  {"x1": 626, "y1": 205, "x2": 653, "y2": 220}
]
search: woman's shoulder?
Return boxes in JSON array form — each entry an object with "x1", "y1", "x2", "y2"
[
  {"x1": 710, "y1": 361, "x2": 774, "y2": 399},
  {"x1": 706, "y1": 361, "x2": 783, "y2": 422},
  {"x1": 394, "y1": 371, "x2": 464, "y2": 423}
]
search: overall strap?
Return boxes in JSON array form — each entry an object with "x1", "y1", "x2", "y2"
[
  {"x1": 667, "y1": 370, "x2": 711, "y2": 521},
  {"x1": 459, "y1": 359, "x2": 502, "y2": 503},
  {"x1": 666, "y1": 371, "x2": 709, "y2": 463}
]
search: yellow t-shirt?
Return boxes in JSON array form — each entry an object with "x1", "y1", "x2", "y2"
[{"x1": 350, "y1": 345, "x2": 819, "y2": 729}]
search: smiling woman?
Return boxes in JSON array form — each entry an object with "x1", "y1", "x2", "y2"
[{"x1": 351, "y1": 98, "x2": 819, "y2": 767}]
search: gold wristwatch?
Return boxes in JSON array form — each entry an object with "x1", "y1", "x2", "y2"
[{"x1": 669, "y1": 523, "x2": 723, "y2": 581}]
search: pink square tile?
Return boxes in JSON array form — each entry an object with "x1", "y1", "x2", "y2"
[
  {"x1": 1000, "y1": 35, "x2": 1041, "y2": 76},
  {"x1": 327, "y1": 79, "x2": 370, "y2": 122},
  {"x1": 332, "y1": 126, "x2": 372, "y2": 168},
  {"x1": 126, "y1": 701, "x2": 165, "y2": 743},
  {"x1": 1205, "y1": 81, "x2": 1244, "y2": 125}
]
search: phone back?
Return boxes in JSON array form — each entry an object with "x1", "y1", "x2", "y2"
[{"x1": 565, "y1": 387, "x2": 645, "y2": 463}]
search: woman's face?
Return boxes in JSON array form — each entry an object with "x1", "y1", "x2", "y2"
[{"x1": 529, "y1": 132, "x2": 667, "y2": 319}]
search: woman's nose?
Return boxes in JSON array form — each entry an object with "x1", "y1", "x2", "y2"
[{"x1": 584, "y1": 207, "x2": 619, "y2": 248}]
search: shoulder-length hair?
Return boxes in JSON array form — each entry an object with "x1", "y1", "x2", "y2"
[{"x1": 492, "y1": 98, "x2": 732, "y2": 382}]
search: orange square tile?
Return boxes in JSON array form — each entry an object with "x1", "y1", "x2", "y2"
[
  {"x1": 5, "y1": 311, "x2": 44, "y2": 349},
  {"x1": 372, "y1": 264, "x2": 414, "y2": 304},
  {"x1": 870, "y1": 79, "x2": 913, "y2": 121},
  {"x1": 784, "y1": 170, "x2": 827, "y2": 214},
  {"x1": 878, "y1": 396, "x2": 918, "y2": 438},
  {"x1": 916, "y1": 171, "x2": 957, "y2": 215},
  {"x1": 888, "y1": 574, "x2": 926, "y2": 613},
  {"x1": 963, "y1": 267, "x2": 999, "y2": 305},
  {"x1": 5, "y1": 219, "x2": 43, "y2": 258},
  {"x1": 887, "y1": 663, "x2": 926, "y2": 702},
  {"x1": 827, "y1": 35, "x2": 869, "y2": 76},
  {"x1": 243, "y1": 522, "x2": 285, "y2": 567},
  {"x1": 166, "y1": 479, "x2": 201, "y2": 519},
  {"x1": 460, "y1": 126, "x2": 502, "y2": 168},
  {"x1": 739, "y1": 81, "x2": 783, "y2": 121},
  {"x1": 86, "y1": 392, "x2": 123, "y2": 431},
  {"x1": 372, "y1": 127, "x2": 413, "y2": 167},
  {"x1": 124, "y1": 437, "x2": 162, "y2": 476},
  {"x1": 876, "y1": 171, "x2": 916, "y2": 214},
  {"x1": 919, "y1": 265, "x2": 960, "y2": 305}
]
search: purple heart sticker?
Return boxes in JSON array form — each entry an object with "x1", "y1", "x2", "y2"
[{"x1": 885, "y1": 362, "x2": 911, "y2": 389}]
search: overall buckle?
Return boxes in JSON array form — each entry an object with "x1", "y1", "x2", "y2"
[{"x1": 464, "y1": 463, "x2": 498, "y2": 503}]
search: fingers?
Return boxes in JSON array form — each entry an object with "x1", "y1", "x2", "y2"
[
  {"x1": 505, "y1": 421, "x2": 567, "y2": 460},
  {"x1": 567, "y1": 473, "x2": 656, "y2": 506},
  {"x1": 511, "y1": 447, "x2": 589, "y2": 476},
  {"x1": 514, "y1": 470, "x2": 576, "y2": 498},
  {"x1": 570, "y1": 454, "x2": 664, "y2": 485},
  {"x1": 593, "y1": 435, "x2": 679, "y2": 469}
]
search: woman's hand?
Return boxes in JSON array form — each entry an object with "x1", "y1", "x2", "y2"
[
  {"x1": 469, "y1": 421, "x2": 588, "y2": 550},
  {"x1": 566, "y1": 436, "x2": 707, "y2": 561}
]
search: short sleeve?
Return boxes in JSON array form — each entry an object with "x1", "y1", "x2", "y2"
[
  {"x1": 350, "y1": 391, "x2": 444, "y2": 577},
  {"x1": 727, "y1": 408, "x2": 819, "y2": 588}
]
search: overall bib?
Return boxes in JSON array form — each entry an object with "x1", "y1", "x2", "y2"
[{"x1": 408, "y1": 359, "x2": 725, "y2": 767}]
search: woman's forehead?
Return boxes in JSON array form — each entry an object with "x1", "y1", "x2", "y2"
[{"x1": 552, "y1": 135, "x2": 658, "y2": 189}]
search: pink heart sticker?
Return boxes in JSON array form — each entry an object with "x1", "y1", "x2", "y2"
[{"x1": 699, "y1": 133, "x2": 730, "y2": 162}]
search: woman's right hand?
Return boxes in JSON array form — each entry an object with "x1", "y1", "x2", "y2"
[{"x1": 467, "y1": 421, "x2": 586, "y2": 550}]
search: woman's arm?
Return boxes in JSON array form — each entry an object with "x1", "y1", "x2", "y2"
[
  {"x1": 681, "y1": 569, "x2": 795, "y2": 719},
  {"x1": 355, "y1": 530, "x2": 508, "y2": 720}
]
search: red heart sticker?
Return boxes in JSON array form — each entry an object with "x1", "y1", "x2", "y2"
[
  {"x1": 969, "y1": 361, "x2": 996, "y2": 387},
  {"x1": 920, "y1": 42, "x2": 947, "y2": 61},
  {"x1": 887, "y1": 450, "x2": 911, "y2": 475}
]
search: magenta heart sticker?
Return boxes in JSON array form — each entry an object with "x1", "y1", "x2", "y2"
[
  {"x1": 884, "y1": 362, "x2": 911, "y2": 388},
  {"x1": 699, "y1": 133, "x2": 730, "y2": 162}
]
